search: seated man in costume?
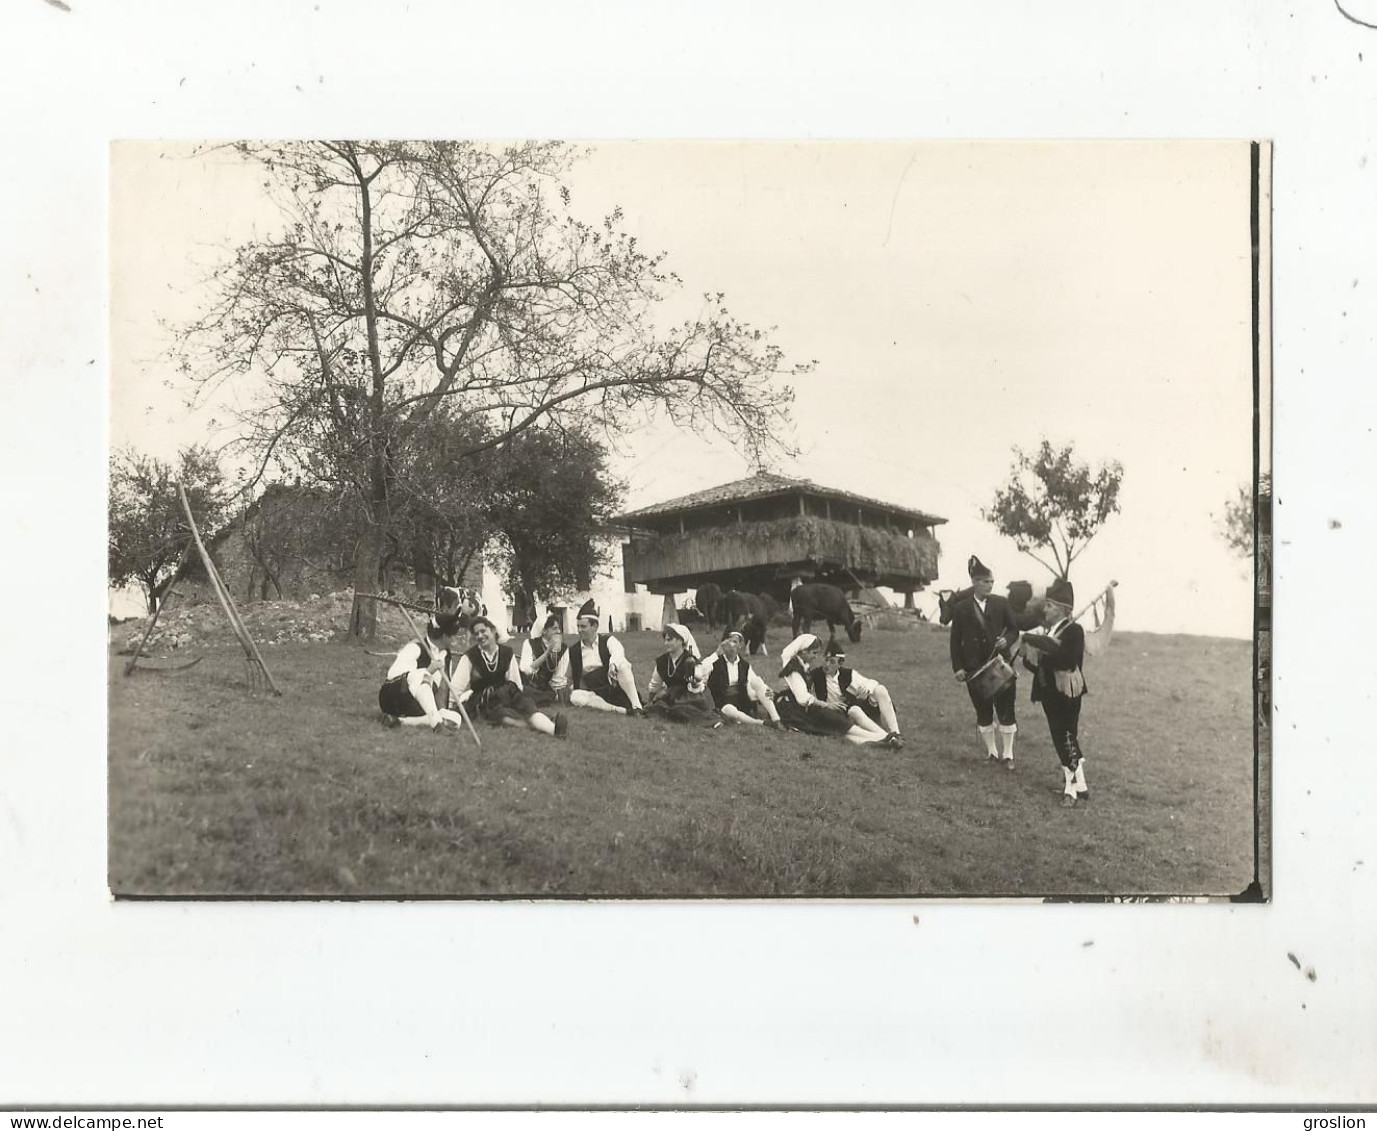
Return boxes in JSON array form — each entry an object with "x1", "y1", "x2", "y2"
[
  {"x1": 378, "y1": 612, "x2": 468, "y2": 732},
  {"x1": 774, "y1": 634, "x2": 899, "y2": 747},
  {"x1": 810, "y1": 638, "x2": 904, "y2": 748},
  {"x1": 518, "y1": 613, "x2": 569, "y2": 710},
  {"x1": 552, "y1": 599, "x2": 647, "y2": 717},
  {"x1": 449, "y1": 616, "x2": 568, "y2": 739},
  {"x1": 644, "y1": 624, "x2": 718, "y2": 726},
  {"x1": 1021, "y1": 578, "x2": 1091, "y2": 807},
  {"x1": 695, "y1": 626, "x2": 783, "y2": 727}
]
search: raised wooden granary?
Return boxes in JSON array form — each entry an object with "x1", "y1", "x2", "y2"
[{"x1": 613, "y1": 473, "x2": 945, "y2": 609}]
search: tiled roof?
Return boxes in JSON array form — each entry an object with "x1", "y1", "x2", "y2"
[{"x1": 613, "y1": 473, "x2": 947, "y2": 528}]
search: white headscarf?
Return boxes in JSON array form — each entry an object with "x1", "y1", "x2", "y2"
[
  {"x1": 779, "y1": 633, "x2": 819, "y2": 670},
  {"x1": 665, "y1": 622, "x2": 701, "y2": 660}
]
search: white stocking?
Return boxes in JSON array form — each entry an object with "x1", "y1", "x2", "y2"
[{"x1": 569, "y1": 689, "x2": 627, "y2": 715}]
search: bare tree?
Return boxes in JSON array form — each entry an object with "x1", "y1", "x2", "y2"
[{"x1": 172, "y1": 141, "x2": 801, "y2": 638}]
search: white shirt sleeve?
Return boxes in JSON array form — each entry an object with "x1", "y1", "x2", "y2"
[
  {"x1": 848, "y1": 670, "x2": 879, "y2": 699},
  {"x1": 518, "y1": 639, "x2": 536, "y2": 676},
  {"x1": 647, "y1": 665, "x2": 665, "y2": 698},
  {"x1": 784, "y1": 669, "x2": 814, "y2": 706},
  {"x1": 605, "y1": 635, "x2": 627, "y2": 666},
  {"x1": 506, "y1": 654, "x2": 524, "y2": 689},
  {"x1": 553, "y1": 649, "x2": 571, "y2": 687},
  {"x1": 694, "y1": 652, "x2": 718, "y2": 684},
  {"x1": 746, "y1": 665, "x2": 772, "y2": 703},
  {"x1": 449, "y1": 654, "x2": 474, "y2": 700},
  {"x1": 387, "y1": 641, "x2": 423, "y2": 680}
]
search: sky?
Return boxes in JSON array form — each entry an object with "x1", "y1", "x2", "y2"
[{"x1": 110, "y1": 140, "x2": 1261, "y2": 637}]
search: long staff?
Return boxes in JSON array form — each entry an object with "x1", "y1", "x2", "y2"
[
  {"x1": 124, "y1": 541, "x2": 193, "y2": 676},
  {"x1": 178, "y1": 484, "x2": 281, "y2": 695},
  {"x1": 359, "y1": 592, "x2": 482, "y2": 748}
]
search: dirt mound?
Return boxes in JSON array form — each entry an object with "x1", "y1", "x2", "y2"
[{"x1": 115, "y1": 591, "x2": 423, "y2": 656}]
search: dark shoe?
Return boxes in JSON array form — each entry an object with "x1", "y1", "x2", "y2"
[
  {"x1": 887, "y1": 732, "x2": 905, "y2": 749},
  {"x1": 1060, "y1": 793, "x2": 1077, "y2": 808},
  {"x1": 986, "y1": 754, "x2": 1002, "y2": 766},
  {"x1": 764, "y1": 718, "x2": 783, "y2": 730},
  {"x1": 1077, "y1": 789, "x2": 1090, "y2": 803},
  {"x1": 1004, "y1": 758, "x2": 1015, "y2": 772},
  {"x1": 629, "y1": 707, "x2": 647, "y2": 719},
  {"x1": 554, "y1": 712, "x2": 569, "y2": 739},
  {"x1": 380, "y1": 713, "x2": 399, "y2": 729}
]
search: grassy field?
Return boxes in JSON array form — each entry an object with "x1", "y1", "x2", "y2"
[{"x1": 108, "y1": 622, "x2": 1260, "y2": 898}]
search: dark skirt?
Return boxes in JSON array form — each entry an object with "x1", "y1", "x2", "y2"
[
  {"x1": 466, "y1": 682, "x2": 541, "y2": 727},
  {"x1": 379, "y1": 674, "x2": 427, "y2": 718},
  {"x1": 774, "y1": 691, "x2": 854, "y2": 736},
  {"x1": 646, "y1": 684, "x2": 719, "y2": 726}
]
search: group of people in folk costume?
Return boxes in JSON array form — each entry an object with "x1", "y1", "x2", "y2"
[
  {"x1": 376, "y1": 597, "x2": 904, "y2": 748},
  {"x1": 949, "y1": 555, "x2": 1092, "y2": 807},
  {"x1": 377, "y1": 560, "x2": 1094, "y2": 802}
]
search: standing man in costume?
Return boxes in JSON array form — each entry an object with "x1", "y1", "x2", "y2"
[
  {"x1": 378, "y1": 612, "x2": 468, "y2": 732},
  {"x1": 518, "y1": 613, "x2": 569, "y2": 710},
  {"x1": 1022, "y1": 578, "x2": 1091, "y2": 806},
  {"x1": 696, "y1": 627, "x2": 783, "y2": 727},
  {"x1": 553, "y1": 599, "x2": 647, "y2": 717},
  {"x1": 775, "y1": 634, "x2": 899, "y2": 747},
  {"x1": 449, "y1": 616, "x2": 569, "y2": 739},
  {"x1": 645, "y1": 624, "x2": 719, "y2": 726},
  {"x1": 949, "y1": 555, "x2": 1021, "y2": 768},
  {"x1": 811, "y1": 638, "x2": 905, "y2": 748}
]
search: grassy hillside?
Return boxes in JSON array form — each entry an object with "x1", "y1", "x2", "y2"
[{"x1": 108, "y1": 622, "x2": 1259, "y2": 898}]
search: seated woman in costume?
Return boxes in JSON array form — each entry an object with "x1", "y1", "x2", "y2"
[
  {"x1": 695, "y1": 626, "x2": 783, "y2": 727},
  {"x1": 518, "y1": 614, "x2": 569, "y2": 710},
  {"x1": 810, "y1": 638, "x2": 904, "y2": 748},
  {"x1": 773, "y1": 634, "x2": 898, "y2": 747},
  {"x1": 645, "y1": 624, "x2": 719, "y2": 726},
  {"x1": 450, "y1": 616, "x2": 568, "y2": 738},
  {"x1": 378, "y1": 612, "x2": 468, "y2": 732}
]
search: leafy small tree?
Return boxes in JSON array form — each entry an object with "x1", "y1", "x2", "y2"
[
  {"x1": 983, "y1": 440, "x2": 1124, "y2": 580},
  {"x1": 109, "y1": 445, "x2": 226, "y2": 612},
  {"x1": 1217, "y1": 473, "x2": 1270, "y2": 559},
  {"x1": 484, "y1": 426, "x2": 624, "y2": 604}
]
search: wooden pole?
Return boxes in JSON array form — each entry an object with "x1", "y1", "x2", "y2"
[
  {"x1": 124, "y1": 541, "x2": 193, "y2": 676},
  {"x1": 178, "y1": 484, "x2": 282, "y2": 696}
]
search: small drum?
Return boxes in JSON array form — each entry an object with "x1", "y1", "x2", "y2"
[{"x1": 968, "y1": 653, "x2": 1015, "y2": 701}]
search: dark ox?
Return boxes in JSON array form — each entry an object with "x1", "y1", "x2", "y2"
[
  {"x1": 936, "y1": 580, "x2": 1047, "y2": 631},
  {"x1": 694, "y1": 582, "x2": 723, "y2": 631},
  {"x1": 722, "y1": 590, "x2": 770, "y2": 655},
  {"x1": 790, "y1": 583, "x2": 862, "y2": 644}
]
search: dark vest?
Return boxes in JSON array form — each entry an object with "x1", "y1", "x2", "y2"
[
  {"x1": 528, "y1": 641, "x2": 562, "y2": 690},
  {"x1": 567, "y1": 634, "x2": 613, "y2": 689},
  {"x1": 809, "y1": 666, "x2": 854, "y2": 704},
  {"x1": 465, "y1": 644, "x2": 514, "y2": 696},
  {"x1": 655, "y1": 650, "x2": 696, "y2": 691},
  {"x1": 706, "y1": 654, "x2": 752, "y2": 707},
  {"x1": 780, "y1": 657, "x2": 807, "y2": 681}
]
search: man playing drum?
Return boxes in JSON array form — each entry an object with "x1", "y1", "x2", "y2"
[{"x1": 949, "y1": 555, "x2": 1021, "y2": 768}]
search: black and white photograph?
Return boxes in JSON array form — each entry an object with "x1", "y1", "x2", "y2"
[{"x1": 107, "y1": 139, "x2": 1269, "y2": 899}]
